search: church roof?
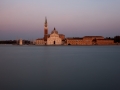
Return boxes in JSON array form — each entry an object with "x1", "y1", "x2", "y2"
[
  {"x1": 66, "y1": 37, "x2": 83, "y2": 40},
  {"x1": 51, "y1": 27, "x2": 58, "y2": 34},
  {"x1": 84, "y1": 36, "x2": 104, "y2": 38}
]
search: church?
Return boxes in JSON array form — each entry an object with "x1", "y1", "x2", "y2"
[
  {"x1": 34, "y1": 17, "x2": 114, "y2": 46},
  {"x1": 35, "y1": 17, "x2": 65, "y2": 45}
]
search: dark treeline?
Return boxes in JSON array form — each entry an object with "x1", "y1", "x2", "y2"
[
  {"x1": 100, "y1": 36, "x2": 120, "y2": 43},
  {"x1": 0, "y1": 40, "x2": 31, "y2": 45},
  {"x1": 0, "y1": 40, "x2": 17, "y2": 44},
  {"x1": 104, "y1": 36, "x2": 120, "y2": 43},
  {"x1": 114, "y1": 36, "x2": 120, "y2": 43}
]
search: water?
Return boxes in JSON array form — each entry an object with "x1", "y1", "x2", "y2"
[{"x1": 0, "y1": 45, "x2": 120, "y2": 90}]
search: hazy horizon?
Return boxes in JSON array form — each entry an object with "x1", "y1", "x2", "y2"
[{"x1": 0, "y1": 0, "x2": 120, "y2": 40}]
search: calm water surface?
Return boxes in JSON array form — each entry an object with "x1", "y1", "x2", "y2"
[{"x1": 0, "y1": 45, "x2": 120, "y2": 90}]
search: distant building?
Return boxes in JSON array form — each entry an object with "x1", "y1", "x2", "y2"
[
  {"x1": 96, "y1": 39, "x2": 114, "y2": 45},
  {"x1": 66, "y1": 38, "x2": 83, "y2": 45},
  {"x1": 34, "y1": 17, "x2": 114, "y2": 46},
  {"x1": 66, "y1": 36, "x2": 114, "y2": 45},
  {"x1": 35, "y1": 38, "x2": 45, "y2": 45},
  {"x1": 34, "y1": 17, "x2": 65, "y2": 45},
  {"x1": 47, "y1": 28, "x2": 62, "y2": 45},
  {"x1": 83, "y1": 36, "x2": 104, "y2": 45},
  {"x1": 19, "y1": 39, "x2": 23, "y2": 45}
]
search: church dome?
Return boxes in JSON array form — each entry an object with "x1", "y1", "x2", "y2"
[{"x1": 51, "y1": 27, "x2": 58, "y2": 34}]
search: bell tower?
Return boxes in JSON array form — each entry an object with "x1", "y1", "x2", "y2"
[{"x1": 44, "y1": 17, "x2": 48, "y2": 41}]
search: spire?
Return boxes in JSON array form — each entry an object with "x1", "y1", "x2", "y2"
[
  {"x1": 54, "y1": 27, "x2": 56, "y2": 30},
  {"x1": 45, "y1": 17, "x2": 47, "y2": 24}
]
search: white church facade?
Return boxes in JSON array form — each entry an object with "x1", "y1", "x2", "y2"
[
  {"x1": 47, "y1": 28, "x2": 62, "y2": 45},
  {"x1": 35, "y1": 18, "x2": 65, "y2": 45}
]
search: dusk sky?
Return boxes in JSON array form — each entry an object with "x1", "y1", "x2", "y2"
[{"x1": 0, "y1": 0, "x2": 120, "y2": 40}]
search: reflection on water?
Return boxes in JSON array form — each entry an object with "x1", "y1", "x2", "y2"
[{"x1": 0, "y1": 45, "x2": 120, "y2": 90}]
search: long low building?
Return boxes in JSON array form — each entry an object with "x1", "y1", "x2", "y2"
[
  {"x1": 35, "y1": 38, "x2": 45, "y2": 45},
  {"x1": 66, "y1": 36, "x2": 114, "y2": 45},
  {"x1": 96, "y1": 39, "x2": 114, "y2": 45}
]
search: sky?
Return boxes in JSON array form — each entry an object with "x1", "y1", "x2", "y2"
[{"x1": 0, "y1": 0, "x2": 120, "y2": 40}]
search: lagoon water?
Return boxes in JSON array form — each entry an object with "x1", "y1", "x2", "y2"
[{"x1": 0, "y1": 45, "x2": 120, "y2": 90}]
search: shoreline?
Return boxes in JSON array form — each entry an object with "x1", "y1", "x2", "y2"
[{"x1": 0, "y1": 44, "x2": 120, "y2": 46}]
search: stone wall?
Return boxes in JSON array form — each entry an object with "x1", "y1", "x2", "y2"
[
  {"x1": 96, "y1": 39, "x2": 114, "y2": 45},
  {"x1": 66, "y1": 36, "x2": 114, "y2": 45},
  {"x1": 47, "y1": 33, "x2": 62, "y2": 45},
  {"x1": 35, "y1": 39, "x2": 45, "y2": 45}
]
